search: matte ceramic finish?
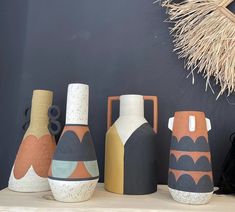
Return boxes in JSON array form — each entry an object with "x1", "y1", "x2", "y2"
[
  {"x1": 8, "y1": 90, "x2": 56, "y2": 192},
  {"x1": 115, "y1": 116, "x2": 147, "y2": 145},
  {"x1": 168, "y1": 117, "x2": 212, "y2": 132},
  {"x1": 48, "y1": 127, "x2": 99, "y2": 202},
  {"x1": 65, "y1": 83, "x2": 89, "y2": 125},
  {"x1": 49, "y1": 83, "x2": 99, "y2": 202},
  {"x1": 168, "y1": 111, "x2": 213, "y2": 205},
  {"x1": 105, "y1": 95, "x2": 158, "y2": 195},
  {"x1": 48, "y1": 178, "x2": 98, "y2": 202},
  {"x1": 8, "y1": 166, "x2": 50, "y2": 192},
  {"x1": 120, "y1": 95, "x2": 144, "y2": 117},
  {"x1": 169, "y1": 188, "x2": 213, "y2": 205}
]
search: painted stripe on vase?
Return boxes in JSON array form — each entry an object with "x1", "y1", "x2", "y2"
[
  {"x1": 124, "y1": 123, "x2": 157, "y2": 195},
  {"x1": 172, "y1": 111, "x2": 208, "y2": 141},
  {"x1": 169, "y1": 169, "x2": 212, "y2": 183},
  {"x1": 169, "y1": 154, "x2": 212, "y2": 171},
  {"x1": 105, "y1": 123, "x2": 157, "y2": 195},
  {"x1": 170, "y1": 136, "x2": 210, "y2": 152},
  {"x1": 48, "y1": 176, "x2": 99, "y2": 181},
  {"x1": 50, "y1": 160, "x2": 99, "y2": 179},
  {"x1": 114, "y1": 116, "x2": 147, "y2": 145},
  {"x1": 170, "y1": 150, "x2": 211, "y2": 163},
  {"x1": 84, "y1": 161, "x2": 99, "y2": 177},
  {"x1": 61, "y1": 125, "x2": 89, "y2": 141},
  {"x1": 13, "y1": 134, "x2": 56, "y2": 179},
  {"x1": 53, "y1": 130, "x2": 97, "y2": 161},
  {"x1": 104, "y1": 125, "x2": 124, "y2": 194},
  {"x1": 168, "y1": 171, "x2": 213, "y2": 193},
  {"x1": 52, "y1": 160, "x2": 77, "y2": 178}
]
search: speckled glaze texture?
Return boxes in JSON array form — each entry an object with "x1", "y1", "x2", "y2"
[
  {"x1": 49, "y1": 83, "x2": 99, "y2": 202},
  {"x1": 169, "y1": 188, "x2": 213, "y2": 205},
  {"x1": 66, "y1": 84, "x2": 89, "y2": 125},
  {"x1": 48, "y1": 179, "x2": 98, "y2": 202}
]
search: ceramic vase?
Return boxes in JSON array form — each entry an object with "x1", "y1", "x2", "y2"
[
  {"x1": 48, "y1": 83, "x2": 99, "y2": 202},
  {"x1": 104, "y1": 95, "x2": 158, "y2": 195},
  {"x1": 8, "y1": 90, "x2": 56, "y2": 192},
  {"x1": 168, "y1": 111, "x2": 213, "y2": 204}
]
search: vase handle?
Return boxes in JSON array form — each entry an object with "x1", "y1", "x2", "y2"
[
  {"x1": 22, "y1": 106, "x2": 31, "y2": 131},
  {"x1": 48, "y1": 105, "x2": 61, "y2": 135},
  {"x1": 107, "y1": 96, "x2": 120, "y2": 130},
  {"x1": 48, "y1": 105, "x2": 61, "y2": 120},
  {"x1": 143, "y1": 96, "x2": 158, "y2": 133},
  {"x1": 168, "y1": 117, "x2": 174, "y2": 131},
  {"x1": 206, "y1": 118, "x2": 212, "y2": 131}
]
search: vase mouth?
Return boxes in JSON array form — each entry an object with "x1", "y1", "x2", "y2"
[
  {"x1": 66, "y1": 83, "x2": 89, "y2": 125},
  {"x1": 174, "y1": 110, "x2": 205, "y2": 116},
  {"x1": 120, "y1": 94, "x2": 143, "y2": 98},
  {"x1": 119, "y1": 94, "x2": 144, "y2": 117},
  {"x1": 33, "y1": 89, "x2": 53, "y2": 94},
  {"x1": 174, "y1": 111, "x2": 205, "y2": 114},
  {"x1": 68, "y1": 83, "x2": 88, "y2": 87}
]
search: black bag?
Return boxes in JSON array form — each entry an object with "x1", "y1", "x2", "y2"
[{"x1": 216, "y1": 132, "x2": 235, "y2": 194}]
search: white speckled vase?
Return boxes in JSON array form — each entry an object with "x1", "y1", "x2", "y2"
[
  {"x1": 48, "y1": 83, "x2": 99, "y2": 202},
  {"x1": 168, "y1": 111, "x2": 213, "y2": 205}
]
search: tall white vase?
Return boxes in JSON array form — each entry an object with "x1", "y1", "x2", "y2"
[{"x1": 48, "y1": 83, "x2": 99, "y2": 202}]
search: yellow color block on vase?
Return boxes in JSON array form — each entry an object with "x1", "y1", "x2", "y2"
[{"x1": 104, "y1": 125, "x2": 124, "y2": 194}]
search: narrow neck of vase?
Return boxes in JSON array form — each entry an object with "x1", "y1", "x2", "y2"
[
  {"x1": 30, "y1": 90, "x2": 53, "y2": 127},
  {"x1": 120, "y1": 95, "x2": 144, "y2": 117},
  {"x1": 65, "y1": 83, "x2": 89, "y2": 125}
]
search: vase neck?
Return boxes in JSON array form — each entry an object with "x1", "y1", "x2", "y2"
[
  {"x1": 30, "y1": 90, "x2": 53, "y2": 127},
  {"x1": 65, "y1": 83, "x2": 89, "y2": 125},
  {"x1": 120, "y1": 95, "x2": 144, "y2": 117}
]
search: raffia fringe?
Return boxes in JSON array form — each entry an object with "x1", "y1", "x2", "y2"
[{"x1": 159, "y1": 0, "x2": 235, "y2": 98}]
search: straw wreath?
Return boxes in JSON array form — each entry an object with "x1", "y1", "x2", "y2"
[{"x1": 159, "y1": 0, "x2": 235, "y2": 98}]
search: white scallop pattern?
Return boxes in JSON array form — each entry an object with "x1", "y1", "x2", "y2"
[
  {"x1": 8, "y1": 166, "x2": 50, "y2": 192},
  {"x1": 66, "y1": 83, "x2": 89, "y2": 125}
]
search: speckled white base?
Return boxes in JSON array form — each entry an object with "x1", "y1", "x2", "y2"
[
  {"x1": 169, "y1": 187, "x2": 213, "y2": 205},
  {"x1": 8, "y1": 166, "x2": 50, "y2": 192},
  {"x1": 48, "y1": 178, "x2": 98, "y2": 202}
]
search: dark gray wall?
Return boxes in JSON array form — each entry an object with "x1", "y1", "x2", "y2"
[
  {"x1": 1, "y1": 0, "x2": 235, "y2": 189},
  {"x1": 0, "y1": 0, "x2": 28, "y2": 189}
]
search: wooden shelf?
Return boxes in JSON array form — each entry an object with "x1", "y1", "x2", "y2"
[{"x1": 0, "y1": 183, "x2": 235, "y2": 211}]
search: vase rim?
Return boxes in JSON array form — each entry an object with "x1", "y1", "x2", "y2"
[
  {"x1": 68, "y1": 83, "x2": 88, "y2": 87},
  {"x1": 120, "y1": 94, "x2": 143, "y2": 98},
  {"x1": 33, "y1": 89, "x2": 53, "y2": 93},
  {"x1": 174, "y1": 111, "x2": 205, "y2": 114}
]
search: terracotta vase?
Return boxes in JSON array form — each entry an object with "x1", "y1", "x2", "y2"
[
  {"x1": 48, "y1": 83, "x2": 99, "y2": 202},
  {"x1": 104, "y1": 95, "x2": 158, "y2": 195},
  {"x1": 8, "y1": 90, "x2": 56, "y2": 192},
  {"x1": 168, "y1": 111, "x2": 213, "y2": 204}
]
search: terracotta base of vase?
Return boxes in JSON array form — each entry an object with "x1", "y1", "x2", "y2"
[
  {"x1": 168, "y1": 187, "x2": 213, "y2": 205},
  {"x1": 8, "y1": 166, "x2": 50, "y2": 192},
  {"x1": 48, "y1": 178, "x2": 98, "y2": 202}
]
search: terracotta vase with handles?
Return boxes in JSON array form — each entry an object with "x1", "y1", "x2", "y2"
[
  {"x1": 168, "y1": 111, "x2": 213, "y2": 204},
  {"x1": 8, "y1": 90, "x2": 58, "y2": 192},
  {"x1": 104, "y1": 94, "x2": 158, "y2": 195},
  {"x1": 48, "y1": 83, "x2": 99, "y2": 202}
]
